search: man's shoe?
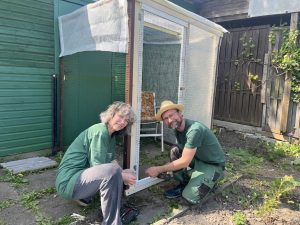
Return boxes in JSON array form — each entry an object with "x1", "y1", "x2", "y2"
[
  {"x1": 74, "y1": 198, "x2": 92, "y2": 207},
  {"x1": 120, "y1": 204, "x2": 139, "y2": 225},
  {"x1": 164, "y1": 184, "x2": 185, "y2": 199},
  {"x1": 157, "y1": 172, "x2": 172, "y2": 181}
]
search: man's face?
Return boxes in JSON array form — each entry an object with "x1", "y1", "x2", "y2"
[{"x1": 161, "y1": 109, "x2": 182, "y2": 129}]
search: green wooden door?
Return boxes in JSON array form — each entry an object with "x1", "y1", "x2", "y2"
[
  {"x1": 63, "y1": 52, "x2": 112, "y2": 145},
  {"x1": 57, "y1": 0, "x2": 126, "y2": 146},
  {"x1": 0, "y1": 0, "x2": 54, "y2": 156}
]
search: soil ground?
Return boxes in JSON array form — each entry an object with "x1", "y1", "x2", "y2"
[{"x1": 0, "y1": 129, "x2": 299, "y2": 225}]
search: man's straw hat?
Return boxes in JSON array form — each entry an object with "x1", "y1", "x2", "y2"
[{"x1": 155, "y1": 100, "x2": 184, "y2": 121}]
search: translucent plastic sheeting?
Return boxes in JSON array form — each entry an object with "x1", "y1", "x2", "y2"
[
  {"x1": 58, "y1": 0, "x2": 128, "y2": 57},
  {"x1": 184, "y1": 25, "x2": 219, "y2": 127},
  {"x1": 249, "y1": 0, "x2": 300, "y2": 17}
]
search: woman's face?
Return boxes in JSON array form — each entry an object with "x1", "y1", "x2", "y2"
[{"x1": 108, "y1": 111, "x2": 129, "y2": 132}]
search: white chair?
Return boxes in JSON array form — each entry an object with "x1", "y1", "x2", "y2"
[{"x1": 140, "y1": 91, "x2": 164, "y2": 152}]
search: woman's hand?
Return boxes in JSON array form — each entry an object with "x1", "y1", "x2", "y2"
[{"x1": 122, "y1": 169, "x2": 136, "y2": 186}]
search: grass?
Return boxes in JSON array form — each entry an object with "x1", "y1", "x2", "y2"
[
  {"x1": 0, "y1": 199, "x2": 15, "y2": 210},
  {"x1": 56, "y1": 215, "x2": 77, "y2": 225},
  {"x1": 20, "y1": 187, "x2": 56, "y2": 212},
  {"x1": 225, "y1": 147, "x2": 264, "y2": 176},
  {"x1": 232, "y1": 211, "x2": 247, "y2": 225},
  {"x1": 255, "y1": 175, "x2": 300, "y2": 216},
  {"x1": 223, "y1": 141, "x2": 300, "y2": 216},
  {"x1": 0, "y1": 170, "x2": 28, "y2": 188},
  {"x1": 263, "y1": 142, "x2": 300, "y2": 161}
]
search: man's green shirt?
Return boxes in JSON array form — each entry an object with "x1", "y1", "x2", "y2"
[{"x1": 175, "y1": 119, "x2": 225, "y2": 165}]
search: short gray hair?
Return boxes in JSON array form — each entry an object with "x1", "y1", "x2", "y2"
[{"x1": 100, "y1": 101, "x2": 136, "y2": 134}]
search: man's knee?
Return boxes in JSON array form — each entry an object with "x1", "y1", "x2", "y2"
[
  {"x1": 170, "y1": 145, "x2": 182, "y2": 161},
  {"x1": 182, "y1": 183, "x2": 211, "y2": 204}
]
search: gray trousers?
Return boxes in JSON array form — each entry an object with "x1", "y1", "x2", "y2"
[{"x1": 72, "y1": 163, "x2": 123, "y2": 225}]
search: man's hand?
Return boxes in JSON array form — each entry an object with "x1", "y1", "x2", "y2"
[
  {"x1": 122, "y1": 169, "x2": 136, "y2": 186},
  {"x1": 145, "y1": 166, "x2": 161, "y2": 177}
]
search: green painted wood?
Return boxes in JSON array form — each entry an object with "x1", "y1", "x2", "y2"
[
  {"x1": 0, "y1": 123, "x2": 51, "y2": 135},
  {"x1": 0, "y1": 9, "x2": 53, "y2": 26},
  {"x1": 0, "y1": 0, "x2": 54, "y2": 156},
  {"x1": 0, "y1": 143, "x2": 52, "y2": 157},
  {"x1": 0, "y1": 110, "x2": 51, "y2": 119},
  {"x1": 0, "y1": 129, "x2": 51, "y2": 142},
  {"x1": 1, "y1": 0, "x2": 53, "y2": 15},
  {"x1": 0, "y1": 104, "x2": 51, "y2": 113},
  {"x1": 0, "y1": 43, "x2": 53, "y2": 55},
  {"x1": 0, "y1": 34, "x2": 54, "y2": 48},
  {"x1": 1, "y1": 27, "x2": 54, "y2": 40},
  {"x1": 63, "y1": 51, "x2": 113, "y2": 145},
  {"x1": 112, "y1": 53, "x2": 126, "y2": 102},
  {"x1": 0, "y1": 18, "x2": 53, "y2": 34},
  {"x1": 0, "y1": 66, "x2": 53, "y2": 74}
]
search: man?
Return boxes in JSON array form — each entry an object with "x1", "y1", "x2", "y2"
[{"x1": 145, "y1": 100, "x2": 225, "y2": 204}]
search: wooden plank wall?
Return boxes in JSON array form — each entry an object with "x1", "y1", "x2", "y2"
[
  {"x1": 0, "y1": 0, "x2": 54, "y2": 156},
  {"x1": 214, "y1": 26, "x2": 269, "y2": 127}
]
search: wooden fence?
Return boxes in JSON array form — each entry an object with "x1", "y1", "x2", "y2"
[{"x1": 214, "y1": 25, "x2": 300, "y2": 139}]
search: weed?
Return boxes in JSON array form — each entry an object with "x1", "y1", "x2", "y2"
[
  {"x1": 81, "y1": 194, "x2": 100, "y2": 215},
  {"x1": 0, "y1": 199, "x2": 15, "y2": 210},
  {"x1": 292, "y1": 158, "x2": 300, "y2": 171},
  {"x1": 0, "y1": 220, "x2": 7, "y2": 225},
  {"x1": 232, "y1": 211, "x2": 247, "y2": 225},
  {"x1": 264, "y1": 142, "x2": 300, "y2": 161},
  {"x1": 167, "y1": 199, "x2": 180, "y2": 211},
  {"x1": 139, "y1": 148, "x2": 169, "y2": 166},
  {"x1": 148, "y1": 184, "x2": 163, "y2": 195},
  {"x1": 35, "y1": 213, "x2": 53, "y2": 225},
  {"x1": 256, "y1": 175, "x2": 300, "y2": 216},
  {"x1": 54, "y1": 151, "x2": 65, "y2": 164},
  {"x1": 20, "y1": 187, "x2": 56, "y2": 212},
  {"x1": 0, "y1": 170, "x2": 28, "y2": 188},
  {"x1": 56, "y1": 215, "x2": 77, "y2": 225},
  {"x1": 227, "y1": 148, "x2": 263, "y2": 175}
]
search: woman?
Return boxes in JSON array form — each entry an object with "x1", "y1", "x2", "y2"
[{"x1": 55, "y1": 102, "x2": 136, "y2": 225}]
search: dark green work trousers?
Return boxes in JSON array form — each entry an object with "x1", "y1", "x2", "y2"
[{"x1": 170, "y1": 146, "x2": 225, "y2": 204}]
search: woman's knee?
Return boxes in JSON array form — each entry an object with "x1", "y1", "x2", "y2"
[{"x1": 105, "y1": 163, "x2": 122, "y2": 178}]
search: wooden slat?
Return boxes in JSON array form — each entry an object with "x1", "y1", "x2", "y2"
[
  {"x1": 0, "y1": 9, "x2": 53, "y2": 26},
  {"x1": 215, "y1": 33, "x2": 227, "y2": 117},
  {"x1": 223, "y1": 34, "x2": 233, "y2": 119},
  {"x1": 228, "y1": 31, "x2": 240, "y2": 120},
  {"x1": 280, "y1": 13, "x2": 299, "y2": 133},
  {"x1": 294, "y1": 103, "x2": 300, "y2": 138},
  {"x1": 214, "y1": 26, "x2": 268, "y2": 126},
  {"x1": 0, "y1": 33, "x2": 54, "y2": 48}
]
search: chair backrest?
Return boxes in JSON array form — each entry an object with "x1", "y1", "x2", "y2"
[{"x1": 141, "y1": 91, "x2": 156, "y2": 121}]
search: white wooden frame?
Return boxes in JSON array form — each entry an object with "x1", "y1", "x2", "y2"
[
  {"x1": 125, "y1": 0, "x2": 226, "y2": 196},
  {"x1": 125, "y1": 2, "x2": 187, "y2": 195}
]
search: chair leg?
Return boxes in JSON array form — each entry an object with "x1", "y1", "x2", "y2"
[{"x1": 161, "y1": 122, "x2": 164, "y2": 152}]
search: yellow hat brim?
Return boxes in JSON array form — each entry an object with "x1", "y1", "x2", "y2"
[{"x1": 155, "y1": 104, "x2": 184, "y2": 121}]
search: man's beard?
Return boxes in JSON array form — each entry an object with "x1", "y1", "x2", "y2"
[{"x1": 169, "y1": 120, "x2": 181, "y2": 130}]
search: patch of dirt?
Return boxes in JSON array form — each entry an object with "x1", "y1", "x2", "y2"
[{"x1": 166, "y1": 130, "x2": 300, "y2": 225}]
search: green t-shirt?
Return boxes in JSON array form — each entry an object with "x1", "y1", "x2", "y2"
[
  {"x1": 55, "y1": 123, "x2": 116, "y2": 199},
  {"x1": 175, "y1": 119, "x2": 225, "y2": 165}
]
